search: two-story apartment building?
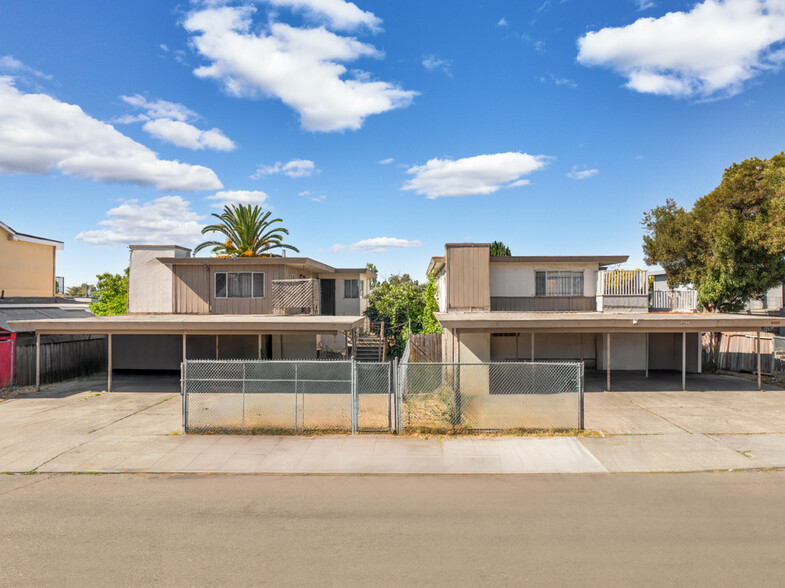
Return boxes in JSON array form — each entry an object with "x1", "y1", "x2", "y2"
[
  {"x1": 428, "y1": 243, "x2": 780, "y2": 390},
  {"x1": 0, "y1": 220, "x2": 63, "y2": 297},
  {"x1": 9, "y1": 244, "x2": 375, "y2": 390}
]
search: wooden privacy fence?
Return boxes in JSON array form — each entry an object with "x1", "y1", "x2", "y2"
[
  {"x1": 408, "y1": 334, "x2": 442, "y2": 363},
  {"x1": 14, "y1": 335, "x2": 107, "y2": 387},
  {"x1": 708, "y1": 332, "x2": 773, "y2": 375}
]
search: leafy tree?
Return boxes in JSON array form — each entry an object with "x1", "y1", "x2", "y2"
[
  {"x1": 90, "y1": 270, "x2": 128, "y2": 316},
  {"x1": 490, "y1": 241, "x2": 511, "y2": 256},
  {"x1": 421, "y1": 275, "x2": 443, "y2": 334},
  {"x1": 366, "y1": 262, "x2": 379, "y2": 289},
  {"x1": 194, "y1": 204, "x2": 299, "y2": 257},
  {"x1": 365, "y1": 274, "x2": 426, "y2": 357},
  {"x1": 66, "y1": 283, "x2": 94, "y2": 298},
  {"x1": 642, "y1": 152, "x2": 785, "y2": 312}
]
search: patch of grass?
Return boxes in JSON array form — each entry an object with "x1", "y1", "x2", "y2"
[{"x1": 80, "y1": 391, "x2": 103, "y2": 401}]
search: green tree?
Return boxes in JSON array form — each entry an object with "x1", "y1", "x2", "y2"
[
  {"x1": 89, "y1": 270, "x2": 128, "y2": 316},
  {"x1": 490, "y1": 241, "x2": 511, "y2": 256},
  {"x1": 366, "y1": 262, "x2": 379, "y2": 289},
  {"x1": 365, "y1": 274, "x2": 426, "y2": 357},
  {"x1": 421, "y1": 275, "x2": 443, "y2": 334},
  {"x1": 642, "y1": 152, "x2": 785, "y2": 312},
  {"x1": 66, "y1": 283, "x2": 93, "y2": 298},
  {"x1": 194, "y1": 204, "x2": 299, "y2": 257}
]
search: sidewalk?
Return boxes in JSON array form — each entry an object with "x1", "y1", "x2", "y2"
[{"x1": 1, "y1": 373, "x2": 784, "y2": 474}]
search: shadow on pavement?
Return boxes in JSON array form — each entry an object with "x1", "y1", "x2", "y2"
[{"x1": 584, "y1": 369, "x2": 770, "y2": 393}]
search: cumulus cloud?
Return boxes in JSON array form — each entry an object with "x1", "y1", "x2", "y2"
[
  {"x1": 0, "y1": 77, "x2": 222, "y2": 191},
  {"x1": 265, "y1": 0, "x2": 382, "y2": 31},
  {"x1": 331, "y1": 237, "x2": 422, "y2": 253},
  {"x1": 567, "y1": 166, "x2": 599, "y2": 180},
  {"x1": 205, "y1": 190, "x2": 269, "y2": 207},
  {"x1": 183, "y1": 5, "x2": 416, "y2": 132},
  {"x1": 422, "y1": 55, "x2": 452, "y2": 76},
  {"x1": 119, "y1": 94, "x2": 236, "y2": 151},
  {"x1": 402, "y1": 152, "x2": 550, "y2": 199},
  {"x1": 75, "y1": 196, "x2": 205, "y2": 245},
  {"x1": 252, "y1": 159, "x2": 317, "y2": 178},
  {"x1": 142, "y1": 118, "x2": 236, "y2": 151},
  {"x1": 577, "y1": 0, "x2": 785, "y2": 99}
]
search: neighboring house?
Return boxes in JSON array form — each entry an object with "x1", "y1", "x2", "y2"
[
  {"x1": 9, "y1": 245, "x2": 376, "y2": 389},
  {"x1": 649, "y1": 270, "x2": 698, "y2": 312},
  {"x1": 427, "y1": 243, "x2": 779, "y2": 387},
  {"x1": 0, "y1": 220, "x2": 63, "y2": 298}
]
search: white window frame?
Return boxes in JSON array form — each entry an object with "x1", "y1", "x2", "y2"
[
  {"x1": 534, "y1": 270, "x2": 584, "y2": 297},
  {"x1": 214, "y1": 271, "x2": 265, "y2": 299}
]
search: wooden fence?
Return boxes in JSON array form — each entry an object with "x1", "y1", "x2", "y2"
[
  {"x1": 707, "y1": 332, "x2": 773, "y2": 375},
  {"x1": 14, "y1": 335, "x2": 107, "y2": 387},
  {"x1": 408, "y1": 334, "x2": 442, "y2": 363}
]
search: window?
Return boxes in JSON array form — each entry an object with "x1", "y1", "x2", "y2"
[
  {"x1": 344, "y1": 279, "x2": 359, "y2": 299},
  {"x1": 535, "y1": 271, "x2": 584, "y2": 296},
  {"x1": 214, "y1": 272, "x2": 265, "y2": 298}
]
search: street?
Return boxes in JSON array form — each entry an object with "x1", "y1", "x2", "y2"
[{"x1": 2, "y1": 471, "x2": 784, "y2": 586}]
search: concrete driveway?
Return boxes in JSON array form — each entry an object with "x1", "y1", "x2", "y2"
[{"x1": 1, "y1": 371, "x2": 784, "y2": 474}]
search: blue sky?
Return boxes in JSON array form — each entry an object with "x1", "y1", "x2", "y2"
[{"x1": 2, "y1": 0, "x2": 785, "y2": 288}]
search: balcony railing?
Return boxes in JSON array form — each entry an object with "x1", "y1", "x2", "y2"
[
  {"x1": 596, "y1": 269, "x2": 648, "y2": 312},
  {"x1": 651, "y1": 289, "x2": 697, "y2": 312},
  {"x1": 271, "y1": 279, "x2": 320, "y2": 315}
]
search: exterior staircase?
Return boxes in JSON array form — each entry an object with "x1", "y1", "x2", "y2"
[{"x1": 354, "y1": 335, "x2": 385, "y2": 362}]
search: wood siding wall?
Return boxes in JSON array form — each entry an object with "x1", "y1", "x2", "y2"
[
  {"x1": 173, "y1": 264, "x2": 316, "y2": 315},
  {"x1": 446, "y1": 245, "x2": 490, "y2": 311},
  {"x1": 491, "y1": 296, "x2": 596, "y2": 312}
]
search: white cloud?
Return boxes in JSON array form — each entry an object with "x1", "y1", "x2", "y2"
[
  {"x1": 331, "y1": 237, "x2": 422, "y2": 253},
  {"x1": 379, "y1": 157, "x2": 394, "y2": 165},
  {"x1": 0, "y1": 77, "x2": 222, "y2": 191},
  {"x1": 143, "y1": 118, "x2": 236, "y2": 151},
  {"x1": 567, "y1": 166, "x2": 599, "y2": 180},
  {"x1": 299, "y1": 190, "x2": 326, "y2": 201},
  {"x1": 422, "y1": 55, "x2": 452, "y2": 76},
  {"x1": 402, "y1": 152, "x2": 550, "y2": 199},
  {"x1": 119, "y1": 94, "x2": 236, "y2": 151},
  {"x1": 497, "y1": 17, "x2": 509, "y2": 27},
  {"x1": 183, "y1": 5, "x2": 416, "y2": 132},
  {"x1": 205, "y1": 190, "x2": 269, "y2": 207},
  {"x1": 75, "y1": 196, "x2": 205, "y2": 246},
  {"x1": 253, "y1": 159, "x2": 317, "y2": 178},
  {"x1": 0, "y1": 55, "x2": 51, "y2": 80},
  {"x1": 120, "y1": 94, "x2": 196, "y2": 122},
  {"x1": 636, "y1": 0, "x2": 656, "y2": 10},
  {"x1": 541, "y1": 73, "x2": 578, "y2": 88},
  {"x1": 577, "y1": 0, "x2": 785, "y2": 99},
  {"x1": 265, "y1": 0, "x2": 382, "y2": 31}
]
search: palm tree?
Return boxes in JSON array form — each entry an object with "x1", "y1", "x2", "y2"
[{"x1": 194, "y1": 204, "x2": 300, "y2": 257}]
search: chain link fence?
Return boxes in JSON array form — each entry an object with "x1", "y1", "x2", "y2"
[{"x1": 182, "y1": 359, "x2": 583, "y2": 434}]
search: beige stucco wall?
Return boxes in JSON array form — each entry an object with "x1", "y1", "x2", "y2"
[
  {"x1": 0, "y1": 227, "x2": 56, "y2": 297},
  {"x1": 330, "y1": 273, "x2": 370, "y2": 316},
  {"x1": 489, "y1": 262, "x2": 599, "y2": 298},
  {"x1": 128, "y1": 246, "x2": 188, "y2": 313}
]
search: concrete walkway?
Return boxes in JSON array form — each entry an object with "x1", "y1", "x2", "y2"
[{"x1": 1, "y1": 372, "x2": 784, "y2": 474}]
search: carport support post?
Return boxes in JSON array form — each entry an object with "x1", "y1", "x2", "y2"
[
  {"x1": 697, "y1": 332, "x2": 702, "y2": 374},
  {"x1": 35, "y1": 332, "x2": 40, "y2": 392},
  {"x1": 257, "y1": 334, "x2": 262, "y2": 360},
  {"x1": 606, "y1": 333, "x2": 611, "y2": 392},
  {"x1": 107, "y1": 333, "x2": 112, "y2": 393},
  {"x1": 645, "y1": 333, "x2": 649, "y2": 379},
  {"x1": 682, "y1": 332, "x2": 687, "y2": 392},
  {"x1": 530, "y1": 332, "x2": 535, "y2": 362},
  {"x1": 757, "y1": 329, "x2": 762, "y2": 391},
  {"x1": 215, "y1": 335, "x2": 219, "y2": 360},
  {"x1": 182, "y1": 333, "x2": 186, "y2": 364}
]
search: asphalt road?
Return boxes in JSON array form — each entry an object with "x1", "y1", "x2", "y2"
[{"x1": 2, "y1": 472, "x2": 784, "y2": 587}]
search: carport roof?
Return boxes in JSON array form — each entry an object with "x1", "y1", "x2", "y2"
[
  {"x1": 6, "y1": 314, "x2": 365, "y2": 335},
  {"x1": 434, "y1": 311, "x2": 783, "y2": 333}
]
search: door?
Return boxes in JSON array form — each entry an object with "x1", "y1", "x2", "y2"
[{"x1": 320, "y1": 279, "x2": 336, "y2": 315}]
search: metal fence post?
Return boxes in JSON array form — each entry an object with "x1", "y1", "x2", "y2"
[
  {"x1": 182, "y1": 359, "x2": 188, "y2": 433},
  {"x1": 350, "y1": 359, "x2": 357, "y2": 434},
  {"x1": 579, "y1": 362, "x2": 584, "y2": 431},
  {"x1": 394, "y1": 358, "x2": 402, "y2": 434},
  {"x1": 242, "y1": 362, "x2": 246, "y2": 431},
  {"x1": 294, "y1": 363, "x2": 299, "y2": 434},
  {"x1": 387, "y1": 360, "x2": 392, "y2": 432}
]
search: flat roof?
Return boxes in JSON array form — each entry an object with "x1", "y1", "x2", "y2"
[
  {"x1": 157, "y1": 256, "x2": 335, "y2": 274},
  {"x1": 434, "y1": 311, "x2": 782, "y2": 333},
  {"x1": 7, "y1": 314, "x2": 365, "y2": 335},
  {"x1": 490, "y1": 255, "x2": 629, "y2": 265}
]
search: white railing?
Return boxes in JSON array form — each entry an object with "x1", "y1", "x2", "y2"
[
  {"x1": 597, "y1": 270, "x2": 648, "y2": 297},
  {"x1": 746, "y1": 297, "x2": 783, "y2": 311},
  {"x1": 651, "y1": 289, "x2": 697, "y2": 311}
]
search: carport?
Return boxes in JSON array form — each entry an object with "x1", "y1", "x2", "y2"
[
  {"x1": 7, "y1": 314, "x2": 365, "y2": 392},
  {"x1": 434, "y1": 311, "x2": 783, "y2": 391}
]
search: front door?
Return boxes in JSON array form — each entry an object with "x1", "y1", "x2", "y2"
[{"x1": 320, "y1": 279, "x2": 336, "y2": 315}]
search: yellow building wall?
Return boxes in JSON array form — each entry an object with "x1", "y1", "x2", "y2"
[{"x1": 0, "y1": 228, "x2": 56, "y2": 297}]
